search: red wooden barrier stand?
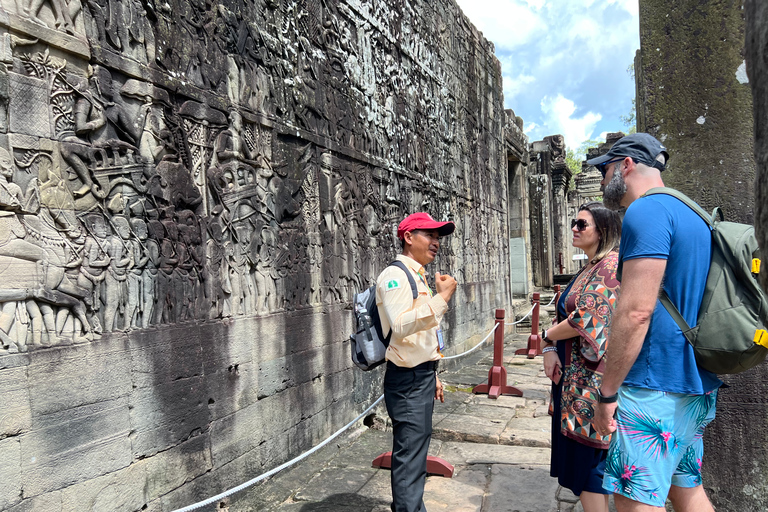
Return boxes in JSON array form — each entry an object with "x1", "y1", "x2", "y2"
[
  {"x1": 515, "y1": 293, "x2": 541, "y2": 358},
  {"x1": 371, "y1": 452, "x2": 454, "y2": 478},
  {"x1": 472, "y1": 309, "x2": 523, "y2": 399}
]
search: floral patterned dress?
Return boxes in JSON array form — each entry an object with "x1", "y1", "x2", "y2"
[{"x1": 549, "y1": 250, "x2": 620, "y2": 495}]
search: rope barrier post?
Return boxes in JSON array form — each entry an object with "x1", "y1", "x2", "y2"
[
  {"x1": 472, "y1": 309, "x2": 523, "y2": 399},
  {"x1": 515, "y1": 293, "x2": 541, "y2": 358},
  {"x1": 372, "y1": 452, "x2": 455, "y2": 478}
]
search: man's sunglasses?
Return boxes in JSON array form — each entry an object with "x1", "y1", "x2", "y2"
[
  {"x1": 596, "y1": 158, "x2": 624, "y2": 178},
  {"x1": 571, "y1": 218, "x2": 590, "y2": 231}
]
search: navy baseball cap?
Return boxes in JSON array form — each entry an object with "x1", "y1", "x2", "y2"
[{"x1": 586, "y1": 133, "x2": 669, "y2": 172}]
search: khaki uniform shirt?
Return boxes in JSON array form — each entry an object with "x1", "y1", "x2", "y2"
[{"x1": 376, "y1": 254, "x2": 448, "y2": 367}]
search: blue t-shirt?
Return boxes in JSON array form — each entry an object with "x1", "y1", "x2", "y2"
[{"x1": 619, "y1": 194, "x2": 721, "y2": 394}]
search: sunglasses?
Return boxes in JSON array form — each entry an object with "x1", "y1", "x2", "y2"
[
  {"x1": 596, "y1": 158, "x2": 624, "y2": 178},
  {"x1": 571, "y1": 218, "x2": 590, "y2": 231}
]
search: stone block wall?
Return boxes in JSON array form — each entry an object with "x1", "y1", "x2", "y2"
[{"x1": 0, "y1": 1, "x2": 512, "y2": 510}]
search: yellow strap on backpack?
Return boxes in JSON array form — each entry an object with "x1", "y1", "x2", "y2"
[
  {"x1": 754, "y1": 329, "x2": 768, "y2": 348},
  {"x1": 752, "y1": 258, "x2": 761, "y2": 274}
]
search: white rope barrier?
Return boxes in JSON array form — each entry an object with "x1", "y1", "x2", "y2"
[
  {"x1": 173, "y1": 299, "x2": 524, "y2": 511},
  {"x1": 172, "y1": 395, "x2": 385, "y2": 512},
  {"x1": 441, "y1": 322, "x2": 499, "y2": 360},
  {"x1": 504, "y1": 304, "x2": 535, "y2": 326},
  {"x1": 504, "y1": 292, "x2": 557, "y2": 326}
]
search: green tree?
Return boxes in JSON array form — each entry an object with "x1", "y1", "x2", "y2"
[
  {"x1": 566, "y1": 137, "x2": 605, "y2": 188},
  {"x1": 621, "y1": 64, "x2": 637, "y2": 134}
]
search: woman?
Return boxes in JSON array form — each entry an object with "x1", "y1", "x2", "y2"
[{"x1": 542, "y1": 201, "x2": 622, "y2": 512}]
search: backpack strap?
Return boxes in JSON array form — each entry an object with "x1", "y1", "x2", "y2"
[
  {"x1": 389, "y1": 260, "x2": 419, "y2": 300},
  {"x1": 643, "y1": 187, "x2": 714, "y2": 228},
  {"x1": 641, "y1": 187, "x2": 712, "y2": 343}
]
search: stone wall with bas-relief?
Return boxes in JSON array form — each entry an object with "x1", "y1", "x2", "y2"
[{"x1": 0, "y1": 1, "x2": 512, "y2": 510}]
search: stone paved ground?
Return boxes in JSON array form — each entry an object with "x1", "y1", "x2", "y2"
[{"x1": 209, "y1": 326, "x2": 619, "y2": 512}]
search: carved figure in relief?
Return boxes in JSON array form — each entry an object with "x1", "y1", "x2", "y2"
[
  {"x1": 253, "y1": 225, "x2": 278, "y2": 314},
  {"x1": 60, "y1": 76, "x2": 108, "y2": 199},
  {"x1": 156, "y1": 208, "x2": 179, "y2": 323},
  {"x1": 137, "y1": 218, "x2": 159, "y2": 327},
  {"x1": 123, "y1": 218, "x2": 147, "y2": 328},
  {"x1": 102, "y1": 215, "x2": 131, "y2": 331},
  {"x1": 77, "y1": 213, "x2": 111, "y2": 334},
  {"x1": 23, "y1": 0, "x2": 82, "y2": 35},
  {"x1": 205, "y1": 220, "x2": 227, "y2": 319}
]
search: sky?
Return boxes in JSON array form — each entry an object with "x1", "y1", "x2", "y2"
[{"x1": 454, "y1": 0, "x2": 640, "y2": 156}]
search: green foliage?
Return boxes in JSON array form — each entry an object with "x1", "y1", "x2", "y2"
[{"x1": 620, "y1": 98, "x2": 637, "y2": 134}]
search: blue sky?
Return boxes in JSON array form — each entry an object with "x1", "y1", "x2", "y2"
[{"x1": 454, "y1": 0, "x2": 640, "y2": 156}]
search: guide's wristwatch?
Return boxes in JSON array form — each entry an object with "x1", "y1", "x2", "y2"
[{"x1": 597, "y1": 388, "x2": 618, "y2": 404}]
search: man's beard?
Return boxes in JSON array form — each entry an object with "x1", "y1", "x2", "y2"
[{"x1": 602, "y1": 170, "x2": 627, "y2": 210}]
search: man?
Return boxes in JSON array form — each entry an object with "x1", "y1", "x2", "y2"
[
  {"x1": 590, "y1": 133, "x2": 722, "y2": 512},
  {"x1": 377, "y1": 212, "x2": 457, "y2": 512}
]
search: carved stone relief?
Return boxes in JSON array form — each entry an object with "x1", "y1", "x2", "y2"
[{"x1": 0, "y1": 0, "x2": 506, "y2": 354}]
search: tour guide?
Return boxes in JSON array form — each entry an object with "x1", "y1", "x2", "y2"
[{"x1": 376, "y1": 212, "x2": 457, "y2": 512}]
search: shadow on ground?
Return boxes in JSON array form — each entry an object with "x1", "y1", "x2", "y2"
[{"x1": 297, "y1": 492, "x2": 390, "y2": 511}]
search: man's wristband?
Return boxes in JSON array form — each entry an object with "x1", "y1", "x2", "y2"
[
  {"x1": 597, "y1": 388, "x2": 618, "y2": 404},
  {"x1": 542, "y1": 345, "x2": 557, "y2": 354}
]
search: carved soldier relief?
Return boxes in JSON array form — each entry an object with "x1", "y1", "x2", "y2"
[{"x1": 0, "y1": 0, "x2": 511, "y2": 354}]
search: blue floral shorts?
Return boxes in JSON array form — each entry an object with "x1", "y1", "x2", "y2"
[{"x1": 602, "y1": 386, "x2": 718, "y2": 507}]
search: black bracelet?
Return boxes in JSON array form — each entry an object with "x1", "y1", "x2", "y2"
[
  {"x1": 597, "y1": 388, "x2": 618, "y2": 404},
  {"x1": 542, "y1": 329, "x2": 553, "y2": 343}
]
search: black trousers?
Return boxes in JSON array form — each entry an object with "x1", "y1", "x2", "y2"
[{"x1": 384, "y1": 361, "x2": 437, "y2": 512}]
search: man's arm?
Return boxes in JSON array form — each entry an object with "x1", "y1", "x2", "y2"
[{"x1": 594, "y1": 257, "x2": 666, "y2": 433}]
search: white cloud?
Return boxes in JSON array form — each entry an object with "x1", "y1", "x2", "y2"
[
  {"x1": 502, "y1": 73, "x2": 536, "y2": 105},
  {"x1": 455, "y1": 0, "x2": 544, "y2": 50},
  {"x1": 456, "y1": 0, "x2": 639, "y2": 147},
  {"x1": 539, "y1": 94, "x2": 602, "y2": 147}
]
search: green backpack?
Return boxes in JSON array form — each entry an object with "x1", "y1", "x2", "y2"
[{"x1": 643, "y1": 188, "x2": 768, "y2": 374}]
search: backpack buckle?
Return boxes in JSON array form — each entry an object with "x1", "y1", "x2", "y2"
[
  {"x1": 752, "y1": 258, "x2": 761, "y2": 275},
  {"x1": 753, "y1": 329, "x2": 768, "y2": 348}
]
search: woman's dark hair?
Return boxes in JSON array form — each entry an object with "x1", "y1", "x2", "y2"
[{"x1": 579, "y1": 201, "x2": 622, "y2": 263}]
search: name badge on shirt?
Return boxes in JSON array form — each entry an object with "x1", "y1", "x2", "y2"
[{"x1": 436, "y1": 328, "x2": 444, "y2": 351}]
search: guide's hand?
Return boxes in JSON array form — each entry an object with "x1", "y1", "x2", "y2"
[
  {"x1": 435, "y1": 375, "x2": 445, "y2": 402},
  {"x1": 435, "y1": 272, "x2": 457, "y2": 303}
]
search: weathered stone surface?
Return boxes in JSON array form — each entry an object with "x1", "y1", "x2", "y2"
[
  {"x1": 636, "y1": 0, "x2": 755, "y2": 224},
  {"x1": 129, "y1": 375, "x2": 210, "y2": 458},
  {"x1": 142, "y1": 433, "x2": 212, "y2": 502},
  {"x1": 0, "y1": 366, "x2": 31, "y2": 437},
  {"x1": 423, "y1": 465, "x2": 488, "y2": 512},
  {"x1": 20, "y1": 399, "x2": 132, "y2": 496},
  {"x1": 747, "y1": 0, "x2": 768, "y2": 294},
  {"x1": 26, "y1": 343, "x2": 132, "y2": 417},
  {"x1": 437, "y1": 441, "x2": 550, "y2": 466},
  {"x1": 6, "y1": 491, "x2": 62, "y2": 512},
  {"x1": 484, "y1": 464, "x2": 559, "y2": 512},
  {"x1": 0, "y1": 436, "x2": 22, "y2": 510},
  {"x1": 500, "y1": 416, "x2": 552, "y2": 448},
  {"x1": 0, "y1": 0, "x2": 520, "y2": 508},
  {"x1": 59, "y1": 460, "x2": 147, "y2": 512}
]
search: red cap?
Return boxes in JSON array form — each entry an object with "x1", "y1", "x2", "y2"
[{"x1": 397, "y1": 212, "x2": 455, "y2": 239}]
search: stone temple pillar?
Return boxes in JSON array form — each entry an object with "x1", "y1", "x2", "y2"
[
  {"x1": 638, "y1": 2, "x2": 766, "y2": 510},
  {"x1": 636, "y1": 0, "x2": 755, "y2": 224},
  {"x1": 747, "y1": 0, "x2": 768, "y2": 294}
]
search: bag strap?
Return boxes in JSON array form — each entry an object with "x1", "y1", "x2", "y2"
[
  {"x1": 643, "y1": 187, "x2": 714, "y2": 228},
  {"x1": 640, "y1": 187, "x2": 710, "y2": 343},
  {"x1": 389, "y1": 260, "x2": 419, "y2": 299}
]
